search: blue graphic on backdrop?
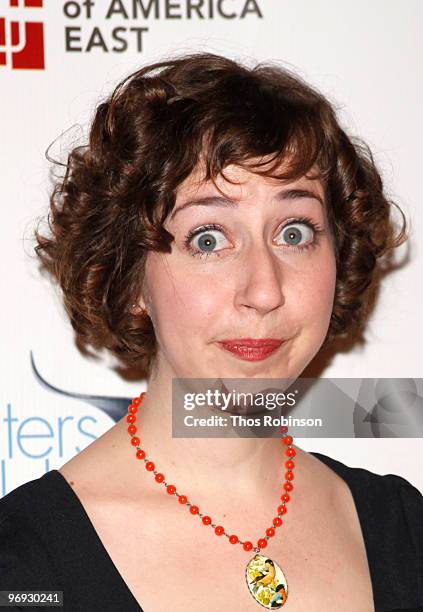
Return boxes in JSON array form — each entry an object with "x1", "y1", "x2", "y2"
[
  {"x1": 0, "y1": 352, "x2": 132, "y2": 496},
  {"x1": 30, "y1": 350, "x2": 130, "y2": 422}
]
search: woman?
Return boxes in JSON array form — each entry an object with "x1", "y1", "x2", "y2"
[{"x1": 1, "y1": 52, "x2": 422, "y2": 612}]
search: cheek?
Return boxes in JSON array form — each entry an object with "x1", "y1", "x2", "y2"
[
  {"x1": 296, "y1": 254, "x2": 337, "y2": 327},
  {"x1": 144, "y1": 253, "x2": 218, "y2": 336}
]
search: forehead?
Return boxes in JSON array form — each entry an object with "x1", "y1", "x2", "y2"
[{"x1": 175, "y1": 159, "x2": 324, "y2": 202}]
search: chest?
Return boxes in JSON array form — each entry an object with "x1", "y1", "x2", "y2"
[{"x1": 81, "y1": 496, "x2": 375, "y2": 612}]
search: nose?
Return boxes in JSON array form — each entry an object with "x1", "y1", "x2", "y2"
[{"x1": 235, "y1": 242, "x2": 285, "y2": 315}]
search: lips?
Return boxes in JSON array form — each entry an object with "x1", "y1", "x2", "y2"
[
  {"x1": 219, "y1": 338, "x2": 285, "y2": 348},
  {"x1": 217, "y1": 338, "x2": 285, "y2": 362}
]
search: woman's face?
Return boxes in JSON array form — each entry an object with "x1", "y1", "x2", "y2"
[{"x1": 140, "y1": 162, "x2": 337, "y2": 381}]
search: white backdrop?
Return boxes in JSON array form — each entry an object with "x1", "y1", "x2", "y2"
[{"x1": 1, "y1": 0, "x2": 422, "y2": 496}]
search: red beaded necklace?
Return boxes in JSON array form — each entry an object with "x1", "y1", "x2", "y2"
[{"x1": 126, "y1": 391, "x2": 296, "y2": 609}]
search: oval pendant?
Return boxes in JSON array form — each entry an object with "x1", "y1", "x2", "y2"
[{"x1": 245, "y1": 553, "x2": 288, "y2": 608}]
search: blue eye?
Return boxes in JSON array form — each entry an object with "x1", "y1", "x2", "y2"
[
  {"x1": 184, "y1": 224, "x2": 228, "y2": 259},
  {"x1": 196, "y1": 231, "x2": 222, "y2": 252},
  {"x1": 276, "y1": 222, "x2": 315, "y2": 248}
]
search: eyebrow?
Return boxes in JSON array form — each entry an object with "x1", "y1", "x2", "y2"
[{"x1": 169, "y1": 188, "x2": 324, "y2": 221}]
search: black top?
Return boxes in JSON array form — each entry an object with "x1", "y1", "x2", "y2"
[{"x1": 0, "y1": 452, "x2": 422, "y2": 612}]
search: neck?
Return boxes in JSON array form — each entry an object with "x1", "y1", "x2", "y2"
[{"x1": 123, "y1": 373, "x2": 305, "y2": 508}]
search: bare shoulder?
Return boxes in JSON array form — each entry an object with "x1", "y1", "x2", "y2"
[{"x1": 58, "y1": 416, "x2": 131, "y2": 501}]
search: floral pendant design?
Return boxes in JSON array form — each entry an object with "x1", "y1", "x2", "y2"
[{"x1": 245, "y1": 553, "x2": 288, "y2": 608}]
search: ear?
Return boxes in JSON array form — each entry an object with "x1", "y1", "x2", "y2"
[
  {"x1": 129, "y1": 298, "x2": 147, "y2": 315},
  {"x1": 130, "y1": 280, "x2": 151, "y2": 315}
]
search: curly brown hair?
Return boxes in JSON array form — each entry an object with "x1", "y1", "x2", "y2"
[{"x1": 34, "y1": 52, "x2": 407, "y2": 379}]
